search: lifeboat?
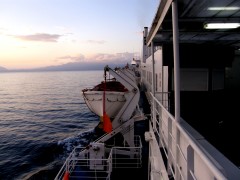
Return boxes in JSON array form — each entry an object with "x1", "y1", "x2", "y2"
[{"x1": 82, "y1": 78, "x2": 129, "y2": 118}]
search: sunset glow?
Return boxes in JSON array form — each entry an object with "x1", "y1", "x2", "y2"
[{"x1": 0, "y1": 0, "x2": 158, "y2": 70}]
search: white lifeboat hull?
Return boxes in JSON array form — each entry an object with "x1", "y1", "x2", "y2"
[{"x1": 82, "y1": 91, "x2": 127, "y2": 118}]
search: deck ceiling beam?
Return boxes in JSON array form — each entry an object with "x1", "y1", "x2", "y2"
[{"x1": 147, "y1": 0, "x2": 173, "y2": 46}]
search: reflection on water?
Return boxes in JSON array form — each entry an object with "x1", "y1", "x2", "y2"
[{"x1": 0, "y1": 71, "x2": 103, "y2": 179}]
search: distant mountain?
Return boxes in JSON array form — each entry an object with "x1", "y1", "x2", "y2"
[
  {"x1": 9, "y1": 61, "x2": 129, "y2": 72},
  {"x1": 35, "y1": 61, "x2": 121, "y2": 71},
  {"x1": 1, "y1": 60, "x2": 130, "y2": 72},
  {"x1": 0, "y1": 66, "x2": 8, "y2": 72}
]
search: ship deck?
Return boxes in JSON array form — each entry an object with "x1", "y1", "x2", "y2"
[{"x1": 109, "y1": 90, "x2": 150, "y2": 180}]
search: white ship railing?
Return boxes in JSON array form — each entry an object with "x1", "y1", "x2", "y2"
[
  {"x1": 54, "y1": 146, "x2": 112, "y2": 180},
  {"x1": 155, "y1": 92, "x2": 170, "y2": 111},
  {"x1": 54, "y1": 146, "x2": 111, "y2": 180},
  {"x1": 111, "y1": 135, "x2": 142, "y2": 169},
  {"x1": 55, "y1": 135, "x2": 142, "y2": 180},
  {"x1": 148, "y1": 92, "x2": 227, "y2": 180},
  {"x1": 141, "y1": 75, "x2": 170, "y2": 110}
]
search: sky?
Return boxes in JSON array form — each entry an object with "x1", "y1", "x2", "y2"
[{"x1": 0, "y1": 0, "x2": 159, "y2": 70}]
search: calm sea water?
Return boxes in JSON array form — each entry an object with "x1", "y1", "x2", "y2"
[{"x1": 0, "y1": 71, "x2": 104, "y2": 180}]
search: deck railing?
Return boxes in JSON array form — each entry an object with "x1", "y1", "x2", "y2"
[
  {"x1": 54, "y1": 135, "x2": 142, "y2": 180},
  {"x1": 148, "y1": 92, "x2": 227, "y2": 180},
  {"x1": 111, "y1": 135, "x2": 142, "y2": 169},
  {"x1": 54, "y1": 146, "x2": 112, "y2": 180}
]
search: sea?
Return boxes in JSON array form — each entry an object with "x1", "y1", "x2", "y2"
[{"x1": 0, "y1": 71, "x2": 105, "y2": 180}]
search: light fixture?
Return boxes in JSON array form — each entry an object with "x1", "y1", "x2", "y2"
[
  {"x1": 208, "y1": 7, "x2": 240, "y2": 11},
  {"x1": 204, "y1": 23, "x2": 240, "y2": 29}
]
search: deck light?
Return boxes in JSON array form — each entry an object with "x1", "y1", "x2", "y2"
[
  {"x1": 208, "y1": 7, "x2": 240, "y2": 11},
  {"x1": 204, "y1": 23, "x2": 240, "y2": 29}
]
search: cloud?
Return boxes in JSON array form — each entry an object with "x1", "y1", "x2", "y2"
[
  {"x1": 54, "y1": 54, "x2": 86, "y2": 64},
  {"x1": 88, "y1": 52, "x2": 135, "y2": 63},
  {"x1": 90, "y1": 53, "x2": 116, "y2": 61},
  {"x1": 55, "y1": 52, "x2": 135, "y2": 65},
  {"x1": 0, "y1": 27, "x2": 7, "y2": 33},
  {"x1": 86, "y1": 40, "x2": 106, "y2": 44},
  {"x1": 135, "y1": 31, "x2": 144, "y2": 36},
  {"x1": 57, "y1": 54, "x2": 85, "y2": 62},
  {"x1": 14, "y1": 33, "x2": 62, "y2": 42}
]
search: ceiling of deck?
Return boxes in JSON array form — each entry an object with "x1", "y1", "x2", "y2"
[{"x1": 147, "y1": 0, "x2": 240, "y2": 49}]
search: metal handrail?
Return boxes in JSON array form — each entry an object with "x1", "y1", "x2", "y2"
[
  {"x1": 55, "y1": 135, "x2": 142, "y2": 180},
  {"x1": 149, "y1": 92, "x2": 227, "y2": 180}
]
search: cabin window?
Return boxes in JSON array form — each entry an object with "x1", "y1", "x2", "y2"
[
  {"x1": 156, "y1": 73, "x2": 158, "y2": 91},
  {"x1": 150, "y1": 72, "x2": 152, "y2": 85},
  {"x1": 174, "y1": 68, "x2": 209, "y2": 91},
  {"x1": 159, "y1": 73, "x2": 161, "y2": 88},
  {"x1": 212, "y1": 69, "x2": 224, "y2": 90},
  {"x1": 142, "y1": 70, "x2": 146, "y2": 78}
]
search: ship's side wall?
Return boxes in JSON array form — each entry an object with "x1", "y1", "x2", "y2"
[{"x1": 140, "y1": 43, "x2": 240, "y2": 179}]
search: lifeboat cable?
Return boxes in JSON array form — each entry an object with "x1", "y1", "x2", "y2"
[{"x1": 102, "y1": 68, "x2": 112, "y2": 133}]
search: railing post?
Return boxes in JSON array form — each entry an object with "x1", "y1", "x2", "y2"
[
  {"x1": 187, "y1": 145, "x2": 194, "y2": 180},
  {"x1": 176, "y1": 128, "x2": 181, "y2": 179},
  {"x1": 151, "y1": 41, "x2": 156, "y2": 131},
  {"x1": 172, "y1": 0, "x2": 180, "y2": 123},
  {"x1": 168, "y1": 118, "x2": 173, "y2": 175}
]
